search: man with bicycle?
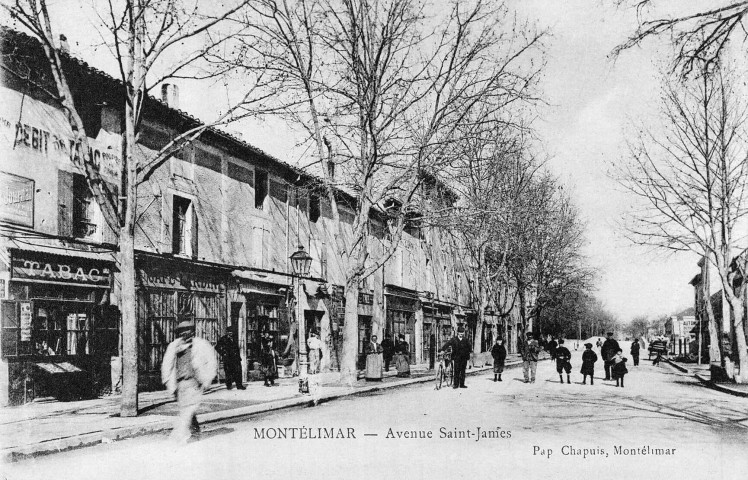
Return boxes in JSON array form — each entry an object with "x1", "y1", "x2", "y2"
[{"x1": 440, "y1": 326, "x2": 472, "y2": 389}]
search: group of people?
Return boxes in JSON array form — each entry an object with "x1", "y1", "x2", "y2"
[
  {"x1": 513, "y1": 331, "x2": 632, "y2": 388},
  {"x1": 364, "y1": 333, "x2": 413, "y2": 381}
]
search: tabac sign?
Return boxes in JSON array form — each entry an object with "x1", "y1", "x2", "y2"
[
  {"x1": 0, "y1": 172, "x2": 34, "y2": 227},
  {"x1": 11, "y1": 252, "x2": 112, "y2": 288}
]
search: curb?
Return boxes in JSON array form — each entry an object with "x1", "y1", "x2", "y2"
[
  {"x1": 693, "y1": 373, "x2": 748, "y2": 398},
  {"x1": 3, "y1": 360, "x2": 525, "y2": 462},
  {"x1": 664, "y1": 359, "x2": 689, "y2": 373}
]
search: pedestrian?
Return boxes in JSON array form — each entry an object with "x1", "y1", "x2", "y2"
[
  {"x1": 216, "y1": 330, "x2": 245, "y2": 390},
  {"x1": 282, "y1": 328, "x2": 298, "y2": 376},
  {"x1": 519, "y1": 331, "x2": 540, "y2": 383},
  {"x1": 651, "y1": 339, "x2": 665, "y2": 366},
  {"x1": 260, "y1": 338, "x2": 279, "y2": 386},
  {"x1": 441, "y1": 326, "x2": 472, "y2": 388},
  {"x1": 429, "y1": 333, "x2": 436, "y2": 370},
  {"x1": 601, "y1": 332, "x2": 620, "y2": 380},
  {"x1": 161, "y1": 320, "x2": 217, "y2": 443},
  {"x1": 547, "y1": 336, "x2": 558, "y2": 361},
  {"x1": 555, "y1": 338, "x2": 572, "y2": 384},
  {"x1": 381, "y1": 333, "x2": 394, "y2": 372},
  {"x1": 580, "y1": 342, "x2": 597, "y2": 385},
  {"x1": 596, "y1": 338, "x2": 603, "y2": 350},
  {"x1": 365, "y1": 334, "x2": 383, "y2": 381},
  {"x1": 490, "y1": 337, "x2": 507, "y2": 382},
  {"x1": 630, "y1": 338, "x2": 641, "y2": 367},
  {"x1": 394, "y1": 334, "x2": 411, "y2": 377},
  {"x1": 307, "y1": 330, "x2": 322, "y2": 374},
  {"x1": 611, "y1": 349, "x2": 628, "y2": 387}
]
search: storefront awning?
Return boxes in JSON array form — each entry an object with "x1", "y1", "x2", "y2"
[{"x1": 231, "y1": 269, "x2": 291, "y2": 286}]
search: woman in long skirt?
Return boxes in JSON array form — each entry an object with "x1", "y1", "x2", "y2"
[
  {"x1": 365, "y1": 335, "x2": 383, "y2": 381},
  {"x1": 490, "y1": 338, "x2": 507, "y2": 382},
  {"x1": 395, "y1": 334, "x2": 410, "y2": 377}
]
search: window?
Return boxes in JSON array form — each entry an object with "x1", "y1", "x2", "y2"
[
  {"x1": 73, "y1": 174, "x2": 98, "y2": 239},
  {"x1": 255, "y1": 170, "x2": 268, "y2": 209},
  {"x1": 172, "y1": 195, "x2": 194, "y2": 256},
  {"x1": 309, "y1": 191, "x2": 321, "y2": 222}
]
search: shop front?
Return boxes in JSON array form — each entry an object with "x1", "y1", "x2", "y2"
[
  {"x1": 422, "y1": 302, "x2": 452, "y2": 361},
  {"x1": 136, "y1": 254, "x2": 228, "y2": 390},
  {"x1": 240, "y1": 281, "x2": 289, "y2": 376},
  {"x1": 385, "y1": 285, "x2": 418, "y2": 364},
  {"x1": 0, "y1": 247, "x2": 117, "y2": 405}
]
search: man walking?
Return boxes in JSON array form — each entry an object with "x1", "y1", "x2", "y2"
[
  {"x1": 161, "y1": 320, "x2": 218, "y2": 443},
  {"x1": 216, "y1": 330, "x2": 245, "y2": 390},
  {"x1": 440, "y1": 326, "x2": 472, "y2": 389},
  {"x1": 601, "y1": 332, "x2": 620, "y2": 380},
  {"x1": 520, "y1": 332, "x2": 540, "y2": 383},
  {"x1": 555, "y1": 338, "x2": 572, "y2": 384}
]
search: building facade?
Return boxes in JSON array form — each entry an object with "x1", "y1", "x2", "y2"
[{"x1": 0, "y1": 28, "x2": 519, "y2": 405}]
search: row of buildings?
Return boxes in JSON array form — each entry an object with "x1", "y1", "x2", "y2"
[{"x1": 0, "y1": 28, "x2": 522, "y2": 405}]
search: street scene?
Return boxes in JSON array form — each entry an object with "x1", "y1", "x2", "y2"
[
  {"x1": 4, "y1": 351, "x2": 748, "y2": 479},
  {"x1": 2, "y1": 0, "x2": 748, "y2": 478}
]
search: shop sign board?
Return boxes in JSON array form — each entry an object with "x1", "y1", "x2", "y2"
[
  {"x1": 11, "y1": 252, "x2": 112, "y2": 287},
  {"x1": 20, "y1": 301, "x2": 32, "y2": 341},
  {"x1": 0, "y1": 172, "x2": 34, "y2": 227},
  {"x1": 138, "y1": 264, "x2": 223, "y2": 293}
]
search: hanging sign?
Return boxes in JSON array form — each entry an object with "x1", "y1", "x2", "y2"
[
  {"x1": 0, "y1": 172, "x2": 34, "y2": 227},
  {"x1": 20, "y1": 301, "x2": 32, "y2": 341}
]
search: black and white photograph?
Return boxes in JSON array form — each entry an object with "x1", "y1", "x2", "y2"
[{"x1": 1, "y1": 1, "x2": 748, "y2": 479}]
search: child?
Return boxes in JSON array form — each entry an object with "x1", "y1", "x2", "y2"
[
  {"x1": 580, "y1": 342, "x2": 597, "y2": 385},
  {"x1": 555, "y1": 339, "x2": 572, "y2": 384},
  {"x1": 611, "y1": 349, "x2": 629, "y2": 387}
]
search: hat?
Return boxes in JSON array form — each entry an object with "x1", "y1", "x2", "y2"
[
  {"x1": 176, "y1": 320, "x2": 194, "y2": 333},
  {"x1": 606, "y1": 332, "x2": 614, "y2": 336},
  {"x1": 457, "y1": 326, "x2": 465, "y2": 333},
  {"x1": 526, "y1": 332, "x2": 534, "y2": 338},
  {"x1": 584, "y1": 343, "x2": 593, "y2": 348}
]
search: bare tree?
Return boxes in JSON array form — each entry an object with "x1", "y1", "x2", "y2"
[
  {"x1": 3, "y1": 0, "x2": 272, "y2": 415},
  {"x1": 241, "y1": 0, "x2": 545, "y2": 383},
  {"x1": 613, "y1": 1, "x2": 748, "y2": 75},
  {"x1": 616, "y1": 69, "x2": 748, "y2": 382}
]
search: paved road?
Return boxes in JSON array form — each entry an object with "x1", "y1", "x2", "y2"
[{"x1": 4, "y1": 359, "x2": 748, "y2": 480}]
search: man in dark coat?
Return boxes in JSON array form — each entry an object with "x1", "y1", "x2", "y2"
[
  {"x1": 381, "y1": 333, "x2": 395, "y2": 372},
  {"x1": 440, "y1": 326, "x2": 472, "y2": 389},
  {"x1": 601, "y1": 332, "x2": 620, "y2": 380},
  {"x1": 216, "y1": 331, "x2": 245, "y2": 390},
  {"x1": 630, "y1": 338, "x2": 641, "y2": 366},
  {"x1": 429, "y1": 333, "x2": 436, "y2": 370},
  {"x1": 555, "y1": 338, "x2": 572, "y2": 384}
]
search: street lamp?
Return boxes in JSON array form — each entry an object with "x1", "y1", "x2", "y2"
[{"x1": 290, "y1": 245, "x2": 313, "y2": 394}]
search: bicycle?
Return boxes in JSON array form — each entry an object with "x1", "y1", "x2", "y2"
[{"x1": 434, "y1": 351, "x2": 453, "y2": 390}]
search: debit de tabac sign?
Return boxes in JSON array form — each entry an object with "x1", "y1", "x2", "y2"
[
  {"x1": 0, "y1": 172, "x2": 34, "y2": 227},
  {"x1": 11, "y1": 251, "x2": 112, "y2": 288}
]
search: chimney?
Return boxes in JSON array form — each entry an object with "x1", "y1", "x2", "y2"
[
  {"x1": 59, "y1": 34, "x2": 69, "y2": 54},
  {"x1": 161, "y1": 83, "x2": 179, "y2": 109}
]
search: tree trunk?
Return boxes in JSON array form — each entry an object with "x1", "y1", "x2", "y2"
[
  {"x1": 340, "y1": 275, "x2": 360, "y2": 385},
  {"x1": 701, "y1": 261, "x2": 723, "y2": 381},
  {"x1": 119, "y1": 227, "x2": 138, "y2": 416}
]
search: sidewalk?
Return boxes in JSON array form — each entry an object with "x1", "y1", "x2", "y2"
[
  {"x1": 664, "y1": 358, "x2": 748, "y2": 398},
  {"x1": 1, "y1": 354, "x2": 526, "y2": 462}
]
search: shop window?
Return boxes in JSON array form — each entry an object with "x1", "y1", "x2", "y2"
[
  {"x1": 73, "y1": 174, "x2": 99, "y2": 239},
  {"x1": 172, "y1": 194, "x2": 196, "y2": 257},
  {"x1": 255, "y1": 170, "x2": 268, "y2": 209}
]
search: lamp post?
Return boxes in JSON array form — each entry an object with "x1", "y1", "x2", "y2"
[{"x1": 290, "y1": 245, "x2": 313, "y2": 394}]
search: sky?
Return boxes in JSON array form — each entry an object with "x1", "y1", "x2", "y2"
[{"x1": 1, "y1": 0, "x2": 714, "y2": 323}]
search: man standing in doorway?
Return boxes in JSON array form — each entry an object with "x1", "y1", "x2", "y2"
[
  {"x1": 216, "y1": 330, "x2": 245, "y2": 390},
  {"x1": 440, "y1": 326, "x2": 472, "y2": 389},
  {"x1": 601, "y1": 332, "x2": 620, "y2": 380},
  {"x1": 520, "y1": 332, "x2": 540, "y2": 383},
  {"x1": 381, "y1": 333, "x2": 395, "y2": 372},
  {"x1": 161, "y1": 320, "x2": 218, "y2": 443}
]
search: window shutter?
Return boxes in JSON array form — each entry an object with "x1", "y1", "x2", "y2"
[
  {"x1": 58, "y1": 170, "x2": 74, "y2": 237},
  {"x1": 1, "y1": 300, "x2": 19, "y2": 358},
  {"x1": 191, "y1": 202, "x2": 199, "y2": 259}
]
